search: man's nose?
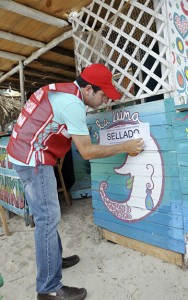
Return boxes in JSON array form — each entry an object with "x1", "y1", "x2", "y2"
[{"x1": 103, "y1": 96, "x2": 109, "y2": 103}]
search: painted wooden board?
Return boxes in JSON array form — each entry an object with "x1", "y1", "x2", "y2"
[
  {"x1": 0, "y1": 167, "x2": 25, "y2": 210},
  {"x1": 0, "y1": 136, "x2": 26, "y2": 217},
  {"x1": 92, "y1": 190, "x2": 182, "y2": 215},
  {"x1": 93, "y1": 210, "x2": 184, "y2": 242},
  {"x1": 90, "y1": 162, "x2": 179, "y2": 177},
  {"x1": 92, "y1": 197, "x2": 183, "y2": 229},
  {"x1": 91, "y1": 173, "x2": 180, "y2": 191},
  {"x1": 94, "y1": 214, "x2": 185, "y2": 254},
  {"x1": 86, "y1": 98, "x2": 186, "y2": 255}
]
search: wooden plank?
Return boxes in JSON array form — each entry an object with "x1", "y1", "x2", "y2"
[
  {"x1": 93, "y1": 210, "x2": 184, "y2": 240},
  {"x1": 173, "y1": 126, "x2": 188, "y2": 140},
  {"x1": 86, "y1": 100, "x2": 174, "y2": 126},
  {"x1": 177, "y1": 153, "x2": 188, "y2": 164},
  {"x1": 95, "y1": 215, "x2": 185, "y2": 253},
  {"x1": 87, "y1": 114, "x2": 173, "y2": 136},
  {"x1": 91, "y1": 173, "x2": 181, "y2": 191},
  {"x1": 56, "y1": 159, "x2": 72, "y2": 207},
  {"x1": 172, "y1": 112, "x2": 188, "y2": 126},
  {"x1": 102, "y1": 228, "x2": 183, "y2": 267},
  {"x1": 0, "y1": 0, "x2": 68, "y2": 27},
  {"x1": 0, "y1": 200, "x2": 25, "y2": 217},
  {"x1": 90, "y1": 162, "x2": 179, "y2": 177},
  {"x1": 90, "y1": 150, "x2": 177, "y2": 164},
  {"x1": 92, "y1": 190, "x2": 183, "y2": 214},
  {"x1": 92, "y1": 197, "x2": 183, "y2": 228},
  {"x1": 93, "y1": 180, "x2": 180, "y2": 198}
]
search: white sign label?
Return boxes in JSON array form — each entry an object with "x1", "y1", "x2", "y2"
[{"x1": 100, "y1": 123, "x2": 150, "y2": 145}]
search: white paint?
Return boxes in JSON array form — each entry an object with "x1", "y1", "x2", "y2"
[
  {"x1": 0, "y1": 30, "x2": 45, "y2": 48},
  {"x1": 0, "y1": 50, "x2": 26, "y2": 61},
  {"x1": 0, "y1": 0, "x2": 68, "y2": 27},
  {"x1": 99, "y1": 120, "x2": 164, "y2": 222}
]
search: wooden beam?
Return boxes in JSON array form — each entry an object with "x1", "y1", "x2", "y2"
[
  {"x1": 7, "y1": 73, "x2": 71, "y2": 86},
  {"x1": 0, "y1": 65, "x2": 20, "y2": 83},
  {"x1": 0, "y1": 30, "x2": 73, "y2": 83},
  {"x1": 102, "y1": 229, "x2": 184, "y2": 267},
  {"x1": 0, "y1": 31, "x2": 74, "y2": 59},
  {"x1": 24, "y1": 67, "x2": 75, "y2": 81},
  {"x1": 19, "y1": 61, "x2": 25, "y2": 105},
  {"x1": 0, "y1": 205, "x2": 11, "y2": 236},
  {"x1": 51, "y1": 46, "x2": 75, "y2": 58},
  {"x1": 0, "y1": 30, "x2": 45, "y2": 48},
  {"x1": 0, "y1": 0, "x2": 69, "y2": 27},
  {"x1": 37, "y1": 59, "x2": 75, "y2": 73},
  {"x1": 0, "y1": 82, "x2": 36, "y2": 93},
  {"x1": 23, "y1": 30, "x2": 73, "y2": 66},
  {"x1": 0, "y1": 50, "x2": 26, "y2": 61}
]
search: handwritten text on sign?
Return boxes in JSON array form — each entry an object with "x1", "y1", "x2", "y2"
[{"x1": 99, "y1": 123, "x2": 150, "y2": 145}]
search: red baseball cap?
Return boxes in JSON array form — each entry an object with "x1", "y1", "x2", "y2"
[{"x1": 80, "y1": 64, "x2": 122, "y2": 100}]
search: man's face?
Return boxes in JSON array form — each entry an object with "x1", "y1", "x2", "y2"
[{"x1": 83, "y1": 86, "x2": 109, "y2": 109}]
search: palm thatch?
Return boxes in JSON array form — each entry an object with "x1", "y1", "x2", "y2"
[{"x1": 0, "y1": 95, "x2": 22, "y2": 130}]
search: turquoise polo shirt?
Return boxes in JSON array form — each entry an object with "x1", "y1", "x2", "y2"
[{"x1": 8, "y1": 85, "x2": 89, "y2": 166}]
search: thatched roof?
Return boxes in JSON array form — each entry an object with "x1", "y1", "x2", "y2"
[{"x1": 0, "y1": 95, "x2": 21, "y2": 130}]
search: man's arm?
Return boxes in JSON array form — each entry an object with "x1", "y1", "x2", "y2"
[{"x1": 71, "y1": 134, "x2": 144, "y2": 160}]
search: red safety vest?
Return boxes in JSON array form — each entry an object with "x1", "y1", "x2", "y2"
[{"x1": 7, "y1": 82, "x2": 82, "y2": 166}]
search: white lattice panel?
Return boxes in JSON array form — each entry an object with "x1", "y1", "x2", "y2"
[{"x1": 71, "y1": 0, "x2": 174, "y2": 106}]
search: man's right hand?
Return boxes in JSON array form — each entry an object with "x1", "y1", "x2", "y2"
[{"x1": 123, "y1": 138, "x2": 144, "y2": 155}]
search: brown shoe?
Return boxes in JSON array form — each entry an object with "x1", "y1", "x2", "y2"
[
  {"x1": 62, "y1": 255, "x2": 80, "y2": 269},
  {"x1": 37, "y1": 286, "x2": 87, "y2": 300}
]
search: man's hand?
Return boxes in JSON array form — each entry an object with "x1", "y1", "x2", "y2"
[{"x1": 123, "y1": 138, "x2": 144, "y2": 156}]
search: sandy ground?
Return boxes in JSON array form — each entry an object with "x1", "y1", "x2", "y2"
[{"x1": 1, "y1": 197, "x2": 188, "y2": 300}]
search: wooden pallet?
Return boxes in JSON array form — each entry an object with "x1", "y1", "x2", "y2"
[{"x1": 102, "y1": 229, "x2": 183, "y2": 267}]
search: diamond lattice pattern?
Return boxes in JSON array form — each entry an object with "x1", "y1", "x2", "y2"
[{"x1": 72, "y1": 0, "x2": 173, "y2": 105}]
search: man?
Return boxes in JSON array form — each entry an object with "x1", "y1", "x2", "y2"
[{"x1": 7, "y1": 64, "x2": 144, "y2": 300}]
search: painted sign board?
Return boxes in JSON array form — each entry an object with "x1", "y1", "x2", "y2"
[
  {"x1": 0, "y1": 136, "x2": 26, "y2": 218},
  {"x1": 87, "y1": 98, "x2": 186, "y2": 254}
]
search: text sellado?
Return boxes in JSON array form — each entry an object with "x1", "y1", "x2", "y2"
[{"x1": 107, "y1": 129, "x2": 140, "y2": 140}]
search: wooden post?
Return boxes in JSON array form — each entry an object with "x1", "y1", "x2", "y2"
[
  {"x1": 19, "y1": 60, "x2": 25, "y2": 105},
  {"x1": 56, "y1": 158, "x2": 72, "y2": 207},
  {"x1": 0, "y1": 205, "x2": 11, "y2": 236}
]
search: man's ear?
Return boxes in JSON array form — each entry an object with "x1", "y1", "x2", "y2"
[{"x1": 84, "y1": 85, "x2": 93, "y2": 95}]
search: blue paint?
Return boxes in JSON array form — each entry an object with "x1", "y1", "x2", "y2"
[
  {"x1": 145, "y1": 188, "x2": 154, "y2": 210},
  {"x1": 92, "y1": 191, "x2": 183, "y2": 217},
  {"x1": 177, "y1": 153, "x2": 188, "y2": 164},
  {"x1": 173, "y1": 126, "x2": 188, "y2": 140},
  {"x1": 91, "y1": 162, "x2": 179, "y2": 177},
  {"x1": 94, "y1": 214, "x2": 185, "y2": 254},
  {"x1": 0, "y1": 167, "x2": 18, "y2": 177},
  {"x1": 0, "y1": 199, "x2": 25, "y2": 217},
  {"x1": 93, "y1": 209, "x2": 184, "y2": 239}
]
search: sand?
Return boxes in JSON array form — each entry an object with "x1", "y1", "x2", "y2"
[{"x1": 1, "y1": 197, "x2": 188, "y2": 300}]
